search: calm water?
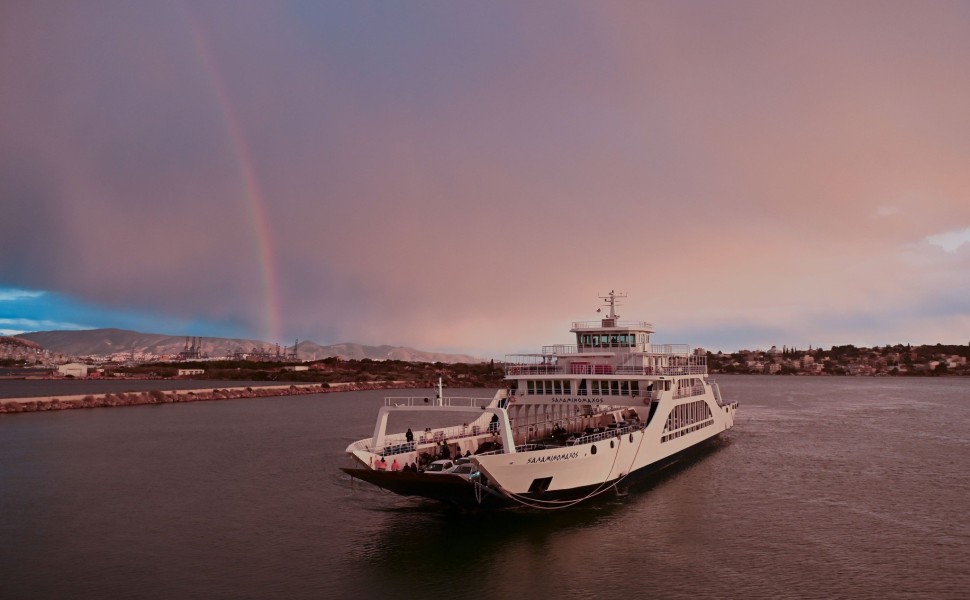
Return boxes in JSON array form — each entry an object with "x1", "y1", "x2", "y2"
[{"x1": 1, "y1": 376, "x2": 968, "y2": 599}]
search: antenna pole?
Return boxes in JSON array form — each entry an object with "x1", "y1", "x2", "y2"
[{"x1": 599, "y1": 290, "x2": 627, "y2": 320}]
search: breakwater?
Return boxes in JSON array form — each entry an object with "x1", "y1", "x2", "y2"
[{"x1": 0, "y1": 381, "x2": 414, "y2": 414}]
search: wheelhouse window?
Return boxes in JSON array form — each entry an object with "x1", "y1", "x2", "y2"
[{"x1": 579, "y1": 332, "x2": 642, "y2": 348}]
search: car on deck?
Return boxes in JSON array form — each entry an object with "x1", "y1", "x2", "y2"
[{"x1": 423, "y1": 459, "x2": 455, "y2": 473}]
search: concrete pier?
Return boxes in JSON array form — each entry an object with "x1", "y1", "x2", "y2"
[{"x1": 0, "y1": 381, "x2": 413, "y2": 414}]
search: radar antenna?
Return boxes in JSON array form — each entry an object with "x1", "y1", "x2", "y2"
[{"x1": 599, "y1": 290, "x2": 626, "y2": 320}]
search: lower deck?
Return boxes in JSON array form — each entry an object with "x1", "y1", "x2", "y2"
[
  {"x1": 342, "y1": 431, "x2": 731, "y2": 510},
  {"x1": 353, "y1": 402, "x2": 654, "y2": 471}
]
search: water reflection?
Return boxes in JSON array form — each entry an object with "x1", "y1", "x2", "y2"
[{"x1": 345, "y1": 439, "x2": 732, "y2": 596}]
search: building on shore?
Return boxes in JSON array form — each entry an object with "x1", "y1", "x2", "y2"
[{"x1": 57, "y1": 363, "x2": 89, "y2": 377}]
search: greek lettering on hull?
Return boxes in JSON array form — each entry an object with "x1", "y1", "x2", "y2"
[{"x1": 526, "y1": 451, "x2": 580, "y2": 464}]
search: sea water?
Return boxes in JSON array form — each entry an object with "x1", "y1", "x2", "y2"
[{"x1": 1, "y1": 376, "x2": 968, "y2": 599}]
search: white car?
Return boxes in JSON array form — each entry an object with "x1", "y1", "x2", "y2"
[
  {"x1": 445, "y1": 463, "x2": 477, "y2": 478},
  {"x1": 423, "y1": 459, "x2": 455, "y2": 473}
]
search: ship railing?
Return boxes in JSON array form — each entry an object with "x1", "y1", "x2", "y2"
[
  {"x1": 375, "y1": 440, "x2": 417, "y2": 456},
  {"x1": 352, "y1": 421, "x2": 499, "y2": 455},
  {"x1": 383, "y1": 396, "x2": 495, "y2": 408},
  {"x1": 673, "y1": 384, "x2": 706, "y2": 399},
  {"x1": 474, "y1": 448, "x2": 505, "y2": 457},
  {"x1": 505, "y1": 363, "x2": 707, "y2": 376},
  {"x1": 646, "y1": 344, "x2": 692, "y2": 356},
  {"x1": 348, "y1": 439, "x2": 376, "y2": 452},
  {"x1": 504, "y1": 364, "x2": 565, "y2": 376},
  {"x1": 531, "y1": 343, "x2": 693, "y2": 356},
  {"x1": 570, "y1": 320, "x2": 654, "y2": 330},
  {"x1": 506, "y1": 345, "x2": 698, "y2": 367},
  {"x1": 513, "y1": 443, "x2": 566, "y2": 452},
  {"x1": 613, "y1": 364, "x2": 708, "y2": 376},
  {"x1": 567, "y1": 423, "x2": 642, "y2": 447}
]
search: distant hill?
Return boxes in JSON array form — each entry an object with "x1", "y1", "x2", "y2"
[
  {"x1": 294, "y1": 340, "x2": 481, "y2": 363},
  {"x1": 15, "y1": 329, "x2": 482, "y2": 364},
  {"x1": 1, "y1": 336, "x2": 43, "y2": 350}
]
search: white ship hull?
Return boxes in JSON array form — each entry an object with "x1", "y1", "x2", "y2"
[{"x1": 475, "y1": 390, "x2": 736, "y2": 502}]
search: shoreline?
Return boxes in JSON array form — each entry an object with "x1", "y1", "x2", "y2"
[{"x1": 0, "y1": 381, "x2": 416, "y2": 414}]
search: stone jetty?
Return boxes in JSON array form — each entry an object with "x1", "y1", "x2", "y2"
[{"x1": 0, "y1": 381, "x2": 415, "y2": 414}]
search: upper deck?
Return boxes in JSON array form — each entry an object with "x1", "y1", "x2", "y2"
[
  {"x1": 570, "y1": 319, "x2": 654, "y2": 332},
  {"x1": 504, "y1": 291, "x2": 706, "y2": 377},
  {"x1": 503, "y1": 352, "x2": 707, "y2": 377}
]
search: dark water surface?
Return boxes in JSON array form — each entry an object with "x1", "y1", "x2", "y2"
[{"x1": 1, "y1": 376, "x2": 968, "y2": 599}]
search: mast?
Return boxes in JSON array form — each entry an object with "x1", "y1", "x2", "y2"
[{"x1": 599, "y1": 290, "x2": 626, "y2": 325}]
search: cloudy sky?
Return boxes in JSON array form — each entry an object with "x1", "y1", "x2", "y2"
[{"x1": 2, "y1": 1, "x2": 969, "y2": 357}]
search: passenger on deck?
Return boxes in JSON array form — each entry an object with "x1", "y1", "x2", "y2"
[
  {"x1": 391, "y1": 458, "x2": 400, "y2": 471},
  {"x1": 410, "y1": 462, "x2": 417, "y2": 471},
  {"x1": 405, "y1": 428, "x2": 414, "y2": 443},
  {"x1": 376, "y1": 456, "x2": 387, "y2": 470}
]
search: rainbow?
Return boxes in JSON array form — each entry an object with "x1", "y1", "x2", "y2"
[{"x1": 182, "y1": 12, "x2": 282, "y2": 342}]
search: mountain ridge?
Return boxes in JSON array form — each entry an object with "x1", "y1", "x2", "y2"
[{"x1": 15, "y1": 328, "x2": 482, "y2": 364}]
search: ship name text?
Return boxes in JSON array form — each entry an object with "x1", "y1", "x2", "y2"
[
  {"x1": 526, "y1": 451, "x2": 580, "y2": 464},
  {"x1": 550, "y1": 397, "x2": 604, "y2": 404}
]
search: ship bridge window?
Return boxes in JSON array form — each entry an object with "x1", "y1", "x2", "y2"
[{"x1": 585, "y1": 334, "x2": 638, "y2": 348}]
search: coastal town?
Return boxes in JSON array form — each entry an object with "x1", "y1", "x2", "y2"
[
  {"x1": 2, "y1": 335, "x2": 968, "y2": 379},
  {"x1": 704, "y1": 343, "x2": 970, "y2": 376}
]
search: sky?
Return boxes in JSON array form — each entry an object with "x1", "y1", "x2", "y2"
[{"x1": 2, "y1": 1, "x2": 970, "y2": 357}]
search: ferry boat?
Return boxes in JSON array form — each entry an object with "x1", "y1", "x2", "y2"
[{"x1": 342, "y1": 292, "x2": 738, "y2": 509}]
